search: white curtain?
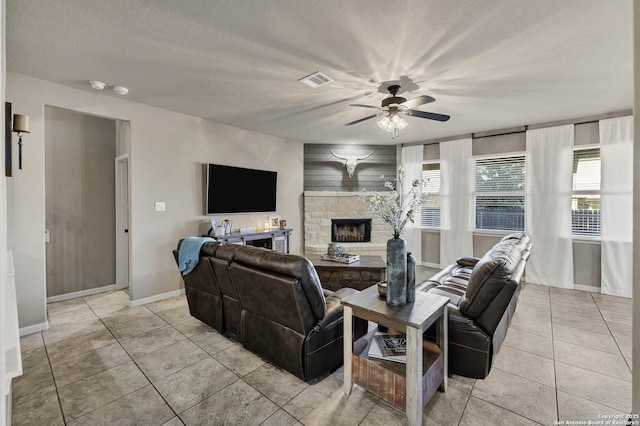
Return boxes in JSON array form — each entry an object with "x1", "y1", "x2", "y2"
[
  {"x1": 440, "y1": 138, "x2": 473, "y2": 266},
  {"x1": 600, "y1": 116, "x2": 633, "y2": 298},
  {"x1": 401, "y1": 145, "x2": 424, "y2": 263},
  {"x1": 525, "y1": 125, "x2": 574, "y2": 288}
]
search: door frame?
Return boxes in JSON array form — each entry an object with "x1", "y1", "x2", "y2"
[{"x1": 115, "y1": 154, "x2": 130, "y2": 290}]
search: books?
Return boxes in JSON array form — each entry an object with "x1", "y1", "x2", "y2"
[{"x1": 367, "y1": 332, "x2": 406, "y2": 363}]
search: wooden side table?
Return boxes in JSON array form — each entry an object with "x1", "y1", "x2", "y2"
[{"x1": 342, "y1": 286, "x2": 449, "y2": 426}]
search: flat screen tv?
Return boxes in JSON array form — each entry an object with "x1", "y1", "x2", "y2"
[{"x1": 206, "y1": 163, "x2": 277, "y2": 214}]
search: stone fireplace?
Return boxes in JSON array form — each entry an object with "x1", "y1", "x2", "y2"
[
  {"x1": 331, "y1": 219, "x2": 371, "y2": 242},
  {"x1": 304, "y1": 191, "x2": 392, "y2": 256}
]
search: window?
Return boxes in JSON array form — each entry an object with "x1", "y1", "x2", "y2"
[
  {"x1": 572, "y1": 147, "x2": 601, "y2": 236},
  {"x1": 474, "y1": 155, "x2": 525, "y2": 231},
  {"x1": 421, "y1": 162, "x2": 440, "y2": 228}
]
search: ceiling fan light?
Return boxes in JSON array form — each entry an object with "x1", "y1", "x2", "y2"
[
  {"x1": 377, "y1": 114, "x2": 408, "y2": 133},
  {"x1": 377, "y1": 116, "x2": 394, "y2": 132},
  {"x1": 377, "y1": 115, "x2": 392, "y2": 132},
  {"x1": 394, "y1": 115, "x2": 408, "y2": 130}
]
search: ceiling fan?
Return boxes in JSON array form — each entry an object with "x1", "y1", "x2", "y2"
[{"x1": 345, "y1": 84, "x2": 450, "y2": 138}]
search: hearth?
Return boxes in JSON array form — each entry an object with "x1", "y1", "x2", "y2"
[{"x1": 331, "y1": 219, "x2": 372, "y2": 243}]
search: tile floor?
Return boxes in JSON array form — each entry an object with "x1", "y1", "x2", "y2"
[{"x1": 11, "y1": 267, "x2": 633, "y2": 425}]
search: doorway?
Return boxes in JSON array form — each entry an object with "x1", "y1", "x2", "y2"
[{"x1": 45, "y1": 107, "x2": 128, "y2": 301}]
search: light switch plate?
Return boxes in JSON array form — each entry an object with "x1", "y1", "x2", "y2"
[{"x1": 155, "y1": 202, "x2": 166, "y2": 211}]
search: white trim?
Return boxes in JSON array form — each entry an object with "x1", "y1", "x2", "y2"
[
  {"x1": 574, "y1": 143, "x2": 600, "y2": 150},
  {"x1": 115, "y1": 155, "x2": 130, "y2": 290},
  {"x1": 472, "y1": 229, "x2": 512, "y2": 237},
  {"x1": 46, "y1": 284, "x2": 116, "y2": 303},
  {"x1": 19, "y1": 321, "x2": 49, "y2": 337},
  {"x1": 574, "y1": 284, "x2": 601, "y2": 293},
  {"x1": 572, "y1": 236, "x2": 601, "y2": 244},
  {"x1": 472, "y1": 151, "x2": 527, "y2": 161},
  {"x1": 422, "y1": 262, "x2": 441, "y2": 269},
  {"x1": 128, "y1": 288, "x2": 185, "y2": 308}
]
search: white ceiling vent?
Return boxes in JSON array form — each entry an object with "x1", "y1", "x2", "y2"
[{"x1": 298, "y1": 71, "x2": 333, "y2": 88}]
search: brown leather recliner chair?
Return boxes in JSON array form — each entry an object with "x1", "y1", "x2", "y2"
[
  {"x1": 419, "y1": 232, "x2": 531, "y2": 379},
  {"x1": 228, "y1": 246, "x2": 367, "y2": 382},
  {"x1": 209, "y1": 245, "x2": 244, "y2": 342},
  {"x1": 173, "y1": 241, "x2": 224, "y2": 333}
]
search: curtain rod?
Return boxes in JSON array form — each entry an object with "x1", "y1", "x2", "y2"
[{"x1": 402, "y1": 109, "x2": 632, "y2": 147}]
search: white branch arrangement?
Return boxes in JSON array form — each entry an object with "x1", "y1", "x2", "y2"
[{"x1": 359, "y1": 166, "x2": 426, "y2": 238}]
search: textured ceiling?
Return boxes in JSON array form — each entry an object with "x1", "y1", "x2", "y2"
[{"x1": 6, "y1": 0, "x2": 633, "y2": 145}]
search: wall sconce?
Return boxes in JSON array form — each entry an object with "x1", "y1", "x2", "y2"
[{"x1": 12, "y1": 114, "x2": 30, "y2": 169}]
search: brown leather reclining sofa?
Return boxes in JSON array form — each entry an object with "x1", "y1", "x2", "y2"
[
  {"x1": 419, "y1": 232, "x2": 531, "y2": 379},
  {"x1": 174, "y1": 242, "x2": 367, "y2": 382}
]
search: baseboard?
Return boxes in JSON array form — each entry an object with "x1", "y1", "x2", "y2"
[
  {"x1": 526, "y1": 282, "x2": 602, "y2": 293},
  {"x1": 46, "y1": 284, "x2": 117, "y2": 303},
  {"x1": 19, "y1": 321, "x2": 49, "y2": 337},
  {"x1": 421, "y1": 262, "x2": 441, "y2": 269},
  {"x1": 128, "y1": 288, "x2": 185, "y2": 307},
  {"x1": 574, "y1": 284, "x2": 601, "y2": 293}
]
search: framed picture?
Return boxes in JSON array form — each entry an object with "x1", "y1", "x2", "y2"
[
  {"x1": 279, "y1": 219, "x2": 287, "y2": 230},
  {"x1": 269, "y1": 215, "x2": 281, "y2": 228}
]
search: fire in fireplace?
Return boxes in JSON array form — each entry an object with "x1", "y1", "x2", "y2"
[{"x1": 331, "y1": 219, "x2": 372, "y2": 243}]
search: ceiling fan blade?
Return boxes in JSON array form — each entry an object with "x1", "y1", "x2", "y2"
[
  {"x1": 349, "y1": 104, "x2": 382, "y2": 109},
  {"x1": 406, "y1": 109, "x2": 450, "y2": 122},
  {"x1": 401, "y1": 95, "x2": 435, "y2": 109},
  {"x1": 345, "y1": 114, "x2": 379, "y2": 126}
]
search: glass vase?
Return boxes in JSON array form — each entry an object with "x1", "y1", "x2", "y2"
[
  {"x1": 407, "y1": 251, "x2": 416, "y2": 302},
  {"x1": 386, "y1": 235, "x2": 407, "y2": 306}
]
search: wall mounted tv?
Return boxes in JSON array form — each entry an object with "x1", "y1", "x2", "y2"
[{"x1": 206, "y1": 163, "x2": 277, "y2": 214}]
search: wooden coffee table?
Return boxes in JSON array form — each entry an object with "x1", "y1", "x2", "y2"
[{"x1": 306, "y1": 254, "x2": 386, "y2": 291}]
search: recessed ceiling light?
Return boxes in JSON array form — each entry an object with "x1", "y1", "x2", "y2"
[
  {"x1": 89, "y1": 80, "x2": 105, "y2": 90},
  {"x1": 298, "y1": 71, "x2": 333, "y2": 88},
  {"x1": 348, "y1": 140, "x2": 358, "y2": 144},
  {"x1": 113, "y1": 86, "x2": 129, "y2": 96}
]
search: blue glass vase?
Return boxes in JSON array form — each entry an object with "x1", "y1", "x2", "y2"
[
  {"x1": 407, "y1": 251, "x2": 416, "y2": 302},
  {"x1": 386, "y1": 235, "x2": 407, "y2": 306}
]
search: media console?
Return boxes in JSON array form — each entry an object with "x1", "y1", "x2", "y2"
[{"x1": 215, "y1": 229, "x2": 292, "y2": 253}]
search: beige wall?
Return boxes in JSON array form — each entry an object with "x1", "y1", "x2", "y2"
[
  {"x1": 7, "y1": 72, "x2": 304, "y2": 329},
  {"x1": 421, "y1": 230, "x2": 440, "y2": 265},
  {"x1": 44, "y1": 107, "x2": 116, "y2": 297}
]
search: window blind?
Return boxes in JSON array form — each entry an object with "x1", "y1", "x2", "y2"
[
  {"x1": 474, "y1": 155, "x2": 525, "y2": 231},
  {"x1": 421, "y1": 163, "x2": 440, "y2": 228},
  {"x1": 572, "y1": 148, "x2": 601, "y2": 236},
  {"x1": 475, "y1": 156, "x2": 525, "y2": 192},
  {"x1": 572, "y1": 148, "x2": 600, "y2": 191}
]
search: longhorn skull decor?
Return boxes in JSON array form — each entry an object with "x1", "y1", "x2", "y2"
[{"x1": 328, "y1": 148, "x2": 375, "y2": 178}]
